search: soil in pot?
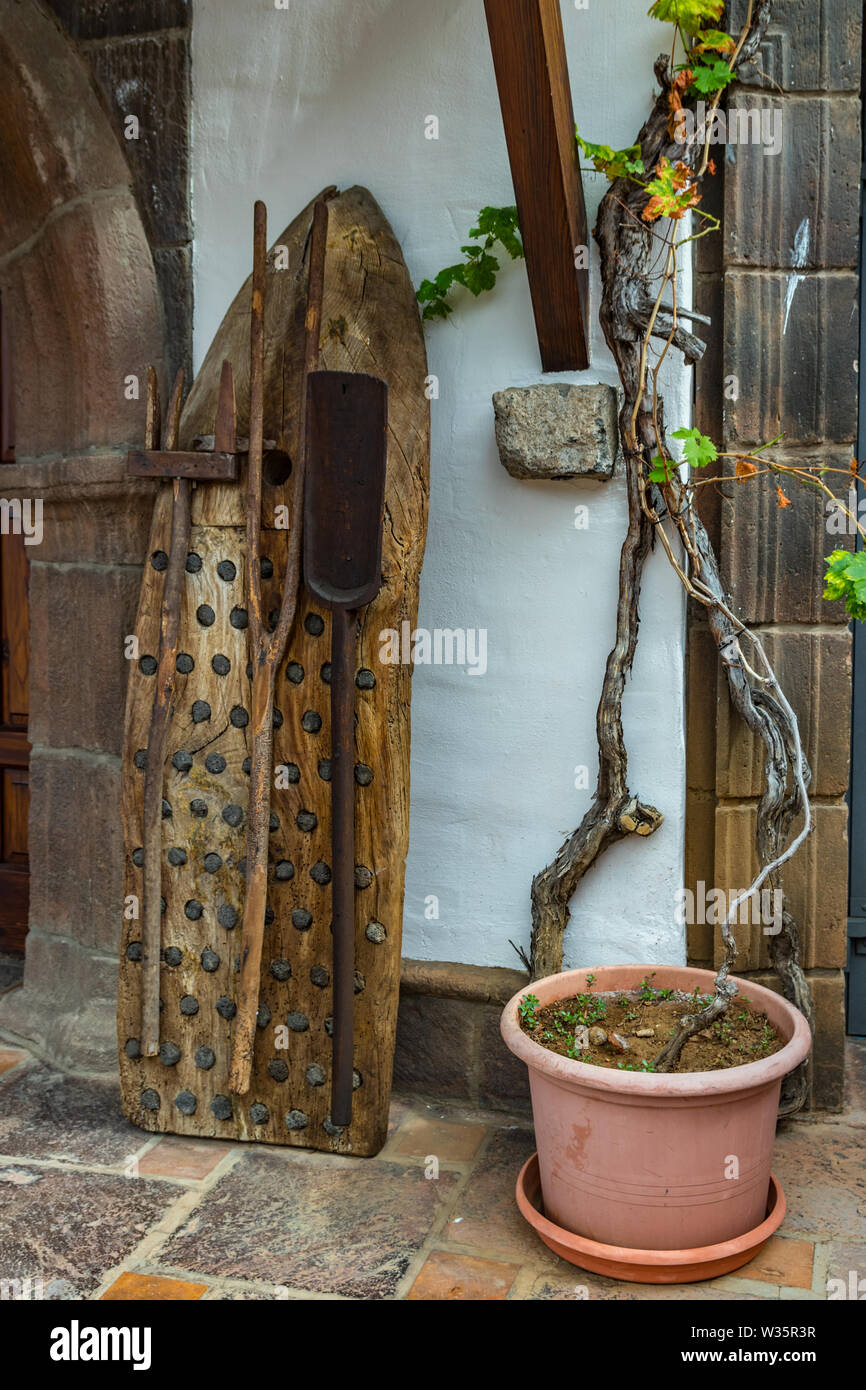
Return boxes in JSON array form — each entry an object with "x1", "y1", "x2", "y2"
[{"x1": 517, "y1": 972, "x2": 785, "y2": 1073}]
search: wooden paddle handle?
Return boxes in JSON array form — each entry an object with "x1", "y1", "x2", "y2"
[{"x1": 330, "y1": 605, "x2": 356, "y2": 1127}]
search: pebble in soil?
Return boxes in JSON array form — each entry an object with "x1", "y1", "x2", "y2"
[{"x1": 517, "y1": 975, "x2": 785, "y2": 1073}]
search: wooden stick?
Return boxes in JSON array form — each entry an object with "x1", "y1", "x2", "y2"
[
  {"x1": 141, "y1": 367, "x2": 188, "y2": 1055},
  {"x1": 229, "y1": 197, "x2": 330, "y2": 1095}
]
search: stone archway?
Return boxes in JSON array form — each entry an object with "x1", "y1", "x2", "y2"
[{"x1": 0, "y1": 0, "x2": 165, "y2": 1070}]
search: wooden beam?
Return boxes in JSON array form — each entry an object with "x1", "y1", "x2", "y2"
[{"x1": 483, "y1": 0, "x2": 590, "y2": 371}]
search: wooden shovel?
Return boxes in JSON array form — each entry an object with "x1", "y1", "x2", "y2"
[
  {"x1": 303, "y1": 371, "x2": 388, "y2": 1127},
  {"x1": 228, "y1": 195, "x2": 331, "y2": 1096}
]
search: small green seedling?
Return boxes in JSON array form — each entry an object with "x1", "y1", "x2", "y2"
[{"x1": 518, "y1": 993, "x2": 540, "y2": 1029}]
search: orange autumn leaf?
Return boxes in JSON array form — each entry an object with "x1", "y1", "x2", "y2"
[
  {"x1": 850, "y1": 456, "x2": 860, "y2": 474},
  {"x1": 775, "y1": 485, "x2": 792, "y2": 509},
  {"x1": 668, "y1": 69, "x2": 694, "y2": 137},
  {"x1": 707, "y1": 157, "x2": 717, "y2": 175},
  {"x1": 735, "y1": 457, "x2": 758, "y2": 480}
]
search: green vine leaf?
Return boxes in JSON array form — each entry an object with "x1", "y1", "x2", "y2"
[
  {"x1": 416, "y1": 206, "x2": 524, "y2": 322},
  {"x1": 649, "y1": 428, "x2": 717, "y2": 483},
  {"x1": 576, "y1": 129, "x2": 644, "y2": 182},
  {"x1": 824, "y1": 549, "x2": 866, "y2": 621},
  {"x1": 670, "y1": 426, "x2": 717, "y2": 469},
  {"x1": 689, "y1": 56, "x2": 736, "y2": 93},
  {"x1": 648, "y1": 0, "x2": 724, "y2": 35}
]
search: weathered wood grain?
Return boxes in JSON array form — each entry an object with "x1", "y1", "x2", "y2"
[{"x1": 118, "y1": 186, "x2": 430, "y2": 1156}]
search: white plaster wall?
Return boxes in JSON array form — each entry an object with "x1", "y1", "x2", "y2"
[{"x1": 191, "y1": 0, "x2": 690, "y2": 971}]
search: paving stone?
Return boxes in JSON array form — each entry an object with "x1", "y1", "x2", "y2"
[
  {"x1": 0, "y1": 1064, "x2": 140, "y2": 1165},
  {"x1": 823, "y1": 1240, "x2": 866, "y2": 1299},
  {"x1": 0, "y1": 1168, "x2": 175, "y2": 1297},
  {"x1": 136, "y1": 1136, "x2": 232, "y2": 1181},
  {"x1": 728, "y1": 0, "x2": 861, "y2": 93},
  {"x1": 199, "y1": 1282, "x2": 286, "y2": 1301},
  {"x1": 0, "y1": 1048, "x2": 27, "y2": 1077},
  {"x1": 390, "y1": 1113, "x2": 487, "y2": 1163},
  {"x1": 527, "y1": 1271, "x2": 765, "y2": 1301},
  {"x1": 772, "y1": 1121, "x2": 866, "y2": 1239},
  {"x1": 738, "y1": 1234, "x2": 814, "y2": 1288},
  {"x1": 724, "y1": 95, "x2": 859, "y2": 269},
  {"x1": 443, "y1": 1127, "x2": 558, "y2": 1266},
  {"x1": 162, "y1": 1151, "x2": 460, "y2": 1299},
  {"x1": 408, "y1": 1250, "x2": 519, "y2": 1300},
  {"x1": 723, "y1": 271, "x2": 857, "y2": 446},
  {"x1": 101, "y1": 1270, "x2": 208, "y2": 1300},
  {"x1": 492, "y1": 384, "x2": 619, "y2": 480}
]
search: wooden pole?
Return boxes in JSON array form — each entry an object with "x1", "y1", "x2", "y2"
[{"x1": 483, "y1": 0, "x2": 590, "y2": 370}]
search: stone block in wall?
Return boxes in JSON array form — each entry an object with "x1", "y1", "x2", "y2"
[
  {"x1": 153, "y1": 245, "x2": 193, "y2": 383},
  {"x1": 479, "y1": 1004, "x2": 530, "y2": 1110},
  {"x1": 28, "y1": 562, "x2": 141, "y2": 756},
  {"x1": 0, "y1": 0, "x2": 132, "y2": 259},
  {"x1": 808, "y1": 970, "x2": 848, "y2": 1111},
  {"x1": 687, "y1": 622, "x2": 719, "y2": 792},
  {"x1": 28, "y1": 750, "x2": 122, "y2": 952},
  {"x1": 723, "y1": 94, "x2": 860, "y2": 269},
  {"x1": 393, "y1": 993, "x2": 477, "y2": 1100},
  {"x1": 717, "y1": 627, "x2": 852, "y2": 799},
  {"x1": 721, "y1": 450, "x2": 857, "y2": 624},
  {"x1": 723, "y1": 271, "x2": 858, "y2": 446},
  {"x1": 492, "y1": 384, "x2": 619, "y2": 480},
  {"x1": 714, "y1": 802, "x2": 848, "y2": 972},
  {"x1": 45, "y1": 0, "x2": 189, "y2": 40},
  {"x1": 728, "y1": 0, "x2": 861, "y2": 93},
  {"x1": 0, "y1": 929, "x2": 118, "y2": 1073},
  {"x1": 685, "y1": 794, "x2": 716, "y2": 970},
  {"x1": 86, "y1": 34, "x2": 191, "y2": 246},
  {"x1": 6, "y1": 192, "x2": 164, "y2": 459},
  {"x1": 0, "y1": 456, "x2": 155, "y2": 565},
  {"x1": 737, "y1": 967, "x2": 847, "y2": 1111}
]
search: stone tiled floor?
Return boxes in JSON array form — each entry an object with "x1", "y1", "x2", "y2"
[{"x1": 0, "y1": 1039, "x2": 863, "y2": 1301}]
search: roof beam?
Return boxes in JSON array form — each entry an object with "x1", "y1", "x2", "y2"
[{"x1": 483, "y1": 0, "x2": 590, "y2": 371}]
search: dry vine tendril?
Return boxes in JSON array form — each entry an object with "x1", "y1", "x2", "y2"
[{"x1": 419, "y1": 2, "x2": 854, "y2": 1097}]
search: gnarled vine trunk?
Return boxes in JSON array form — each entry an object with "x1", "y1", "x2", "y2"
[{"x1": 528, "y1": 0, "x2": 813, "y2": 1106}]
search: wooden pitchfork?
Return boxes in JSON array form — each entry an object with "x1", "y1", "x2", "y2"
[
  {"x1": 130, "y1": 360, "x2": 240, "y2": 1056},
  {"x1": 228, "y1": 195, "x2": 330, "y2": 1095}
]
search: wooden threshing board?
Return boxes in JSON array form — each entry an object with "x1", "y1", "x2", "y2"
[{"x1": 118, "y1": 186, "x2": 429, "y2": 1157}]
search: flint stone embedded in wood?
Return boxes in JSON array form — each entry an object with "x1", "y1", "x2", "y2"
[{"x1": 492, "y1": 384, "x2": 619, "y2": 481}]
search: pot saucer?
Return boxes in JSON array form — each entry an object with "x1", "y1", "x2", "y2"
[{"x1": 516, "y1": 1153, "x2": 786, "y2": 1284}]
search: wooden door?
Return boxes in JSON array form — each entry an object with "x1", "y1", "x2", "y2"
[{"x1": 0, "y1": 294, "x2": 30, "y2": 951}]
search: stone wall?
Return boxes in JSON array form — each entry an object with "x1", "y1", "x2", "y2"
[
  {"x1": 688, "y1": 0, "x2": 861, "y2": 1108},
  {"x1": 44, "y1": 0, "x2": 192, "y2": 380},
  {"x1": 0, "y1": 0, "x2": 167, "y2": 1068}
]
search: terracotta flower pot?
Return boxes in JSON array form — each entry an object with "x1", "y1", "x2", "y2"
[{"x1": 501, "y1": 965, "x2": 811, "y2": 1257}]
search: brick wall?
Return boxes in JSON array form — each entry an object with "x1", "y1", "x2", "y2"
[{"x1": 689, "y1": 0, "x2": 861, "y2": 1108}]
